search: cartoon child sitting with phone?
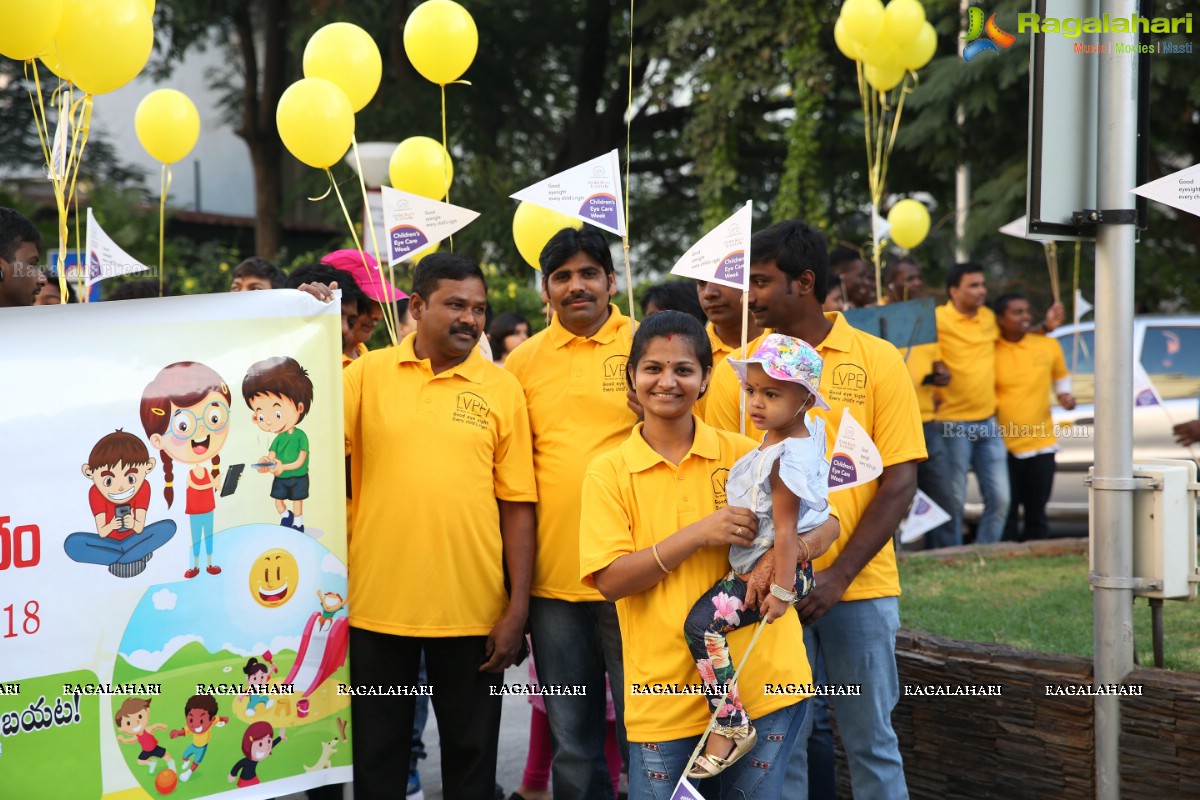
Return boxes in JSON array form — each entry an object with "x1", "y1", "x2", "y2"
[{"x1": 64, "y1": 430, "x2": 177, "y2": 578}]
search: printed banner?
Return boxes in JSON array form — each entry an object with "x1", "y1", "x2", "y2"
[
  {"x1": 0, "y1": 292, "x2": 351, "y2": 799},
  {"x1": 380, "y1": 186, "x2": 480, "y2": 265},
  {"x1": 510, "y1": 149, "x2": 627, "y2": 236},
  {"x1": 669, "y1": 201, "x2": 753, "y2": 291},
  {"x1": 897, "y1": 489, "x2": 951, "y2": 544},
  {"x1": 1131, "y1": 163, "x2": 1200, "y2": 219},
  {"x1": 65, "y1": 208, "x2": 153, "y2": 288},
  {"x1": 670, "y1": 776, "x2": 706, "y2": 800},
  {"x1": 1133, "y1": 361, "x2": 1165, "y2": 407},
  {"x1": 828, "y1": 407, "x2": 884, "y2": 493}
]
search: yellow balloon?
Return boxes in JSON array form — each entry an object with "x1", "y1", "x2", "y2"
[
  {"x1": 276, "y1": 78, "x2": 355, "y2": 169},
  {"x1": 513, "y1": 202, "x2": 583, "y2": 271},
  {"x1": 144, "y1": 0, "x2": 155, "y2": 17},
  {"x1": 39, "y1": 40, "x2": 73, "y2": 84},
  {"x1": 865, "y1": 62, "x2": 905, "y2": 92},
  {"x1": 403, "y1": 0, "x2": 479, "y2": 85},
  {"x1": 388, "y1": 137, "x2": 454, "y2": 200},
  {"x1": 900, "y1": 21, "x2": 937, "y2": 71},
  {"x1": 0, "y1": 0, "x2": 63, "y2": 61},
  {"x1": 883, "y1": 0, "x2": 926, "y2": 44},
  {"x1": 833, "y1": 18, "x2": 862, "y2": 62},
  {"x1": 56, "y1": 0, "x2": 153, "y2": 96},
  {"x1": 887, "y1": 199, "x2": 931, "y2": 249},
  {"x1": 840, "y1": 0, "x2": 885, "y2": 49},
  {"x1": 303, "y1": 22, "x2": 382, "y2": 113},
  {"x1": 135, "y1": 89, "x2": 200, "y2": 164},
  {"x1": 860, "y1": 21, "x2": 900, "y2": 69}
]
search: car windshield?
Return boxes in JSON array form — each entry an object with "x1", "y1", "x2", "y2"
[
  {"x1": 1057, "y1": 329, "x2": 1095, "y2": 404},
  {"x1": 1141, "y1": 325, "x2": 1200, "y2": 400}
]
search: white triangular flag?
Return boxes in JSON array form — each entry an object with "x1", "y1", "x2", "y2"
[
  {"x1": 669, "y1": 776, "x2": 706, "y2": 800},
  {"x1": 828, "y1": 407, "x2": 884, "y2": 492},
  {"x1": 669, "y1": 202, "x2": 752, "y2": 291},
  {"x1": 897, "y1": 489, "x2": 951, "y2": 544},
  {"x1": 1073, "y1": 288, "x2": 1093, "y2": 324},
  {"x1": 510, "y1": 150, "x2": 626, "y2": 236},
  {"x1": 380, "y1": 186, "x2": 480, "y2": 266},
  {"x1": 871, "y1": 206, "x2": 891, "y2": 246},
  {"x1": 48, "y1": 111, "x2": 69, "y2": 181},
  {"x1": 1131, "y1": 163, "x2": 1200, "y2": 219},
  {"x1": 999, "y1": 216, "x2": 1028, "y2": 239},
  {"x1": 67, "y1": 209, "x2": 151, "y2": 287},
  {"x1": 1133, "y1": 361, "x2": 1164, "y2": 408}
]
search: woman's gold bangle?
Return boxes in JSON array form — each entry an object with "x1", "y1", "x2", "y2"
[{"x1": 652, "y1": 542, "x2": 672, "y2": 574}]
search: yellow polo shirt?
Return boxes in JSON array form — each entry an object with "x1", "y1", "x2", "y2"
[
  {"x1": 505, "y1": 306, "x2": 637, "y2": 601},
  {"x1": 995, "y1": 333, "x2": 1069, "y2": 455},
  {"x1": 900, "y1": 341, "x2": 940, "y2": 423},
  {"x1": 343, "y1": 334, "x2": 537, "y2": 636},
  {"x1": 935, "y1": 302, "x2": 999, "y2": 421},
  {"x1": 579, "y1": 419, "x2": 812, "y2": 742},
  {"x1": 704, "y1": 312, "x2": 926, "y2": 601}
]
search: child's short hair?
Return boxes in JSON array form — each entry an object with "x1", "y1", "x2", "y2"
[
  {"x1": 115, "y1": 697, "x2": 151, "y2": 726},
  {"x1": 241, "y1": 357, "x2": 314, "y2": 423},
  {"x1": 88, "y1": 430, "x2": 151, "y2": 470},
  {"x1": 184, "y1": 694, "x2": 218, "y2": 718},
  {"x1": 241, "y1": 721, "x2": 274, "y2": 757},
  {"x1": 233, "y1": 257, "x2": 288, "y2": 288}
]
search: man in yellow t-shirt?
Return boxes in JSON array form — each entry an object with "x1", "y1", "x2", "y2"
[
  {"x1": 504, "y1": 227, "x2": 635, "y2": 800},
  {"x1": 994, "y1": 293, "x2": 1075, "y2": 541},
  {"x1": 695, "y1": 278, "x2": 765, "y2": 418},
  {"x1": 704, "y1": 221, "x2": 925, "y2": 800},
  {"x1": 342, "y1": 253, "x2": 536, "y2": 800},
  {"x1": 936, "y1": 264, "x2": 1063, "y2": 546},
  {"x1": 885, "y1": 258, "x2": 956, "y2": 549}
]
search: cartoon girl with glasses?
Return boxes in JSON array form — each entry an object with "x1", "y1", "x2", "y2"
[{"x1": 140, "y1": 362, "x2": 232, "y2": 578}]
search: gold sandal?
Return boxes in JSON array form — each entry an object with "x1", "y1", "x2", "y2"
[{"x1": 686, "y1": 725, "x2": 758, "y2": 779}]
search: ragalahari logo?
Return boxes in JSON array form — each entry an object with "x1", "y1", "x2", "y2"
[{"x1": 962, "y1": 7, "x2": 1016, "y2": 62}]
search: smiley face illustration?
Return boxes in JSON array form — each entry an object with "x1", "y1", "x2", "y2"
[{"x1": 250, "y1": 548, "x2": 298, "y2": 608}]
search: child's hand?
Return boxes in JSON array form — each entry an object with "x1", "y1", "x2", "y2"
[
  {"x1": 169, "y1": 728, "x2": 183, "y2": 739},
  {"x1": 759, "y1": 594, "x2": 790, "y2": 623},
  {"x1": 254, "y1": 458, "x2": 272, "y2": 474}
]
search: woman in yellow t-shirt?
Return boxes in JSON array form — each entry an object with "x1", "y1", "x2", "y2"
[{"x1": 580, "y1": 311, "x2": 827, "y2": 799}]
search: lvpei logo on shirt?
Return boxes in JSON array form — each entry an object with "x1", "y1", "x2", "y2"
[
  {"x1": 710, "y1": 468, "x2": 730, "y2": 509},
  {"x1": 453, "y1": 391, "x2": 491, "y2": 430},
  {"x1": 602, "y1": 355, "x2": 629, "y2": 393}
]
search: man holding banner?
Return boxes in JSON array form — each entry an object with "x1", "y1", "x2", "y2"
[
  {"x1": 0, "y1": 207, "x2": 44, "y2": 308},
  {"x1": 703, "y1": 220, "x2": 924, "y2": 800},
  {"x1": 505, "y1": 226, "x2": 636, "y2": 800},
  {"x1": 341, "y1": 253, "x2": 537, "y2": 800}
]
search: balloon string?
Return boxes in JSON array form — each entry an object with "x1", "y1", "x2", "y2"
[
  {"x1": 440, "y1": 82, "x2": 454, "y2": 252},
  {"x1": 73, "y1": 192, "x2": 83, "y2": 301},
  {"x1": 159, "y1": 164, "x2": 173, "y2": 298},
  {"x1": 26, "y1": 60, "x2": 66, "y2": 300},
  {"x1": 623, "y1": 0, "x2": 636, "y2": 323},
  {"x1": 350, "y1": 134, "x2": 399, "y2": 343},
  {"x1": 681, "y1": 620, "x2": 769, "y2": 781},
  {"x1": 326, "y1": 168, "x2": 398, "y2": 347}
]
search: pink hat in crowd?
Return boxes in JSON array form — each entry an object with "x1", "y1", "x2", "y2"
[{"x1": 320, "y1": 249, "x2": 407, "y2": 303}]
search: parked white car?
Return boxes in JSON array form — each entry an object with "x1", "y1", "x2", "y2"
[{"x1": 964, "y1": 315, "x2": 1200, "y2": 523}]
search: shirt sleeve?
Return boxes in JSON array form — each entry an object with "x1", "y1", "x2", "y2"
[
  {"x1": 131, "y1": 481, "x2": 152, "y2": 513},
  {"x1": 579, "y1": 457, "x2": 635, "y2": 589},
  {"x1": 779, "y1": 435, "x2": 830, "y2": 513},
  {"x1": 702, "y1": 358, "x2": 744, "y2": 433},
  {"x1": 1051, "y1": 338, "x2": 1069, "y2": 381},
  {"x1": 870, "y1": 347, "x2": 929, "y2": 468},
  {"x1": 492, "y1": 380, "x2": 538, "y2": 503}
]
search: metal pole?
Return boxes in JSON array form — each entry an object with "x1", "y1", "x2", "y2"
[{"x1": 1092, "y1": 1, "x2": 1138, "y2": 797}]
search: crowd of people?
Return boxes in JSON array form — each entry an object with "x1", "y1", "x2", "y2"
[{"x1": 5, "y1": 202, "x2": 1200, "y2": 800}]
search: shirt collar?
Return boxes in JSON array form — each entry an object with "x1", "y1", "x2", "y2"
[
  {"x1": 819, "y1": 311, "x2": 856, "y2": 354},
  {"x1": 943, "y1": 300, "x2": 980, "y2": 322},
  {"x1": 546, "y1": 304, "x2": 629, "y2": 349},
  {"x1": 395, "y1": 331, "x2": 487, "y2": 384},
  {"x1": 620, "y1": 416, "x2": 723, "y2": 474},
  {"x1": 707, "y1": 322, "x2": 734, "y2": 357}
]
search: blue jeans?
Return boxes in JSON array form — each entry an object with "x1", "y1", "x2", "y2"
[
  {"x1": 783, "y1": 597, "x2": 907, "y2": 800},
  {"x1": 189, "y1": 512, "x2": 215, "y2": 557},
  {"x1": 63, "y1": 520, "x2": 177, "y2": 565},
  {"x1": 918, "y1": 420, "x2": 959, "y2": 550},
  {"x1": 528, "y1": 597, "x2": 627, "y2": 800},
  {"x1": 939, "y1": 417, "x2": 1011, "y2": 545},
  {"x1": 627, "y1": 700, "x2": 806, "y2": 800},
  {"x1": 805, "y1": 648, "x2": 837, "y2": 798}
]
